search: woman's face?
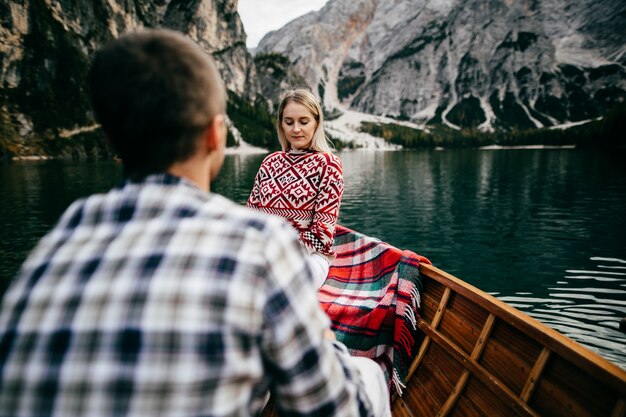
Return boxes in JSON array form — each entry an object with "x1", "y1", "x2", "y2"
[{"x1": 281, "y1": 101, "x2": 318, "y2": 150}]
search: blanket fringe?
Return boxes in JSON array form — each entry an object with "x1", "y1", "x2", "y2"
[
  {"x1": 392, "y1": 367, "x2": 406, "y2": 396},
  {"x1": 403, "y1": 283, "x2": 420, "y2": 331},
  {"x1": 404, "y1": 304, "x2": 417, "y2": 331},
  {"x1": 411, "y1": 285, "x2": 421, "y2": 309}
]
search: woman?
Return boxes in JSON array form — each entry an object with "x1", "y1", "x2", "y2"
[{"x1": 247, "y1": 89, "x2": 343, "y2": 287}]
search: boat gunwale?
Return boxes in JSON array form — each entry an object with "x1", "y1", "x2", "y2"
[{"x1": 417, "y1": 262, "x2": 626, "y2": 397}]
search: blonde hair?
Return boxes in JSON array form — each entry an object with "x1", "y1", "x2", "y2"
[{"x1": 276, "y1": 89, "x2": 333, "y2": 152}]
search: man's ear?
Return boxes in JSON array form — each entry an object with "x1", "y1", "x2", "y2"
[{"x1": 204, "y1": 114, "x2": 226, "y2": 152}]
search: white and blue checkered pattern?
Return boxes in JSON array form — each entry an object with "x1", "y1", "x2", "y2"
[{"x1": 0, "y1": 173, "x2": 374, "y2": 417}]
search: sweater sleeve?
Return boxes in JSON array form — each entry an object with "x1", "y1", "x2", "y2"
[
  {"x1": 246, "y1": 169, "x2": 262, "y2": 210},
  {"x1": 246, "y1": 153, "x2": 274, "y2": 210},
  {"x1": 299, "y1": 153, "x2": 344, "y2": 257}
]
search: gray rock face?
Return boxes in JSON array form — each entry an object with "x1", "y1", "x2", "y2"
[
  {"x1": 253, "y1": 53, "x2": 309, "y2": 110},
  {"x1": 0, "y1": 0, "x2": 255, "y2": 157},
  {"x1": 257, "y1": 0, "x2": 626, "y2": 130}
]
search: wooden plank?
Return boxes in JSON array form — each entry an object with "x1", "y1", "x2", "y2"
[
  {"x1": 436, "y1": 313, "x2": 497, "y2": 417},
  {"x1": 419, "y1": 330, "x2": 465, "y2": 405},
  {"x1": 418, "y1": 317, "x2": 540, "y2": 417},
  {"x1": 530, "y1": 354, "x2": 620, "y2": 417},
  {"x1": 419, "y1": 263, "x2": 626, "y2": 396},
  {"x1": 405, "y1": 287, "x2": 451, "y2": 384},
  {"x1": 407, "y1": 336, "x2": 431, "y2": 384},
  {"x1": 394, "y1": 377, "x2": 438, "y2": 417},
  {"x1": 471, "y1": 313, "x2": 495, "y2": 359},
  {"x1": 438, "y1": 292, "x2": 489, "y2": 356},
  {"x1": 401, "y1": 286, "x2": 452, "y2": 397},
  {"x1": 391, "y1": 399, "x2": 417, "y2": 417},
  {"x1": 432, "y1": 287, "x2": 451, "y2": 328},
  {"x1": 438, "y1": 370, "x2": 471, "y2": 416},
  {"x1": 402, "y1": 340, "x2": 467, "y2": 416},
  {"x1": 420, "y1": 277, "x2": 446, "y2": 325},
  {"x1": 479, "y1": 318, "x2": 544, "y2": 395},
  {"x1": 460, "y1": 375, "x2": 530, "y2": 417},
  {"x1": 520, "y1": 347, "x2": 551, "y2": 402},
  {"x1": 612, "y1": 399, "x2": 625, "y2": 417}
]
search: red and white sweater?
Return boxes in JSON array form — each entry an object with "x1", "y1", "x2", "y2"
[{"x1": 247, "y1": 149, "x2": 344, "y2": 259}]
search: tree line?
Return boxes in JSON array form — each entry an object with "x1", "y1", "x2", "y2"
[{"x1": 358, "y1": 103, "x2": 626, "y2": 149}]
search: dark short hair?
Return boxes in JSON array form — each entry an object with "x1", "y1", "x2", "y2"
[{"x1": 89, "y1": 29, "x2": 226, "y2": 179}]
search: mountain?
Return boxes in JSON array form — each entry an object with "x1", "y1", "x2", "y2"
[
  {"x1": 257, "y1": 0, "x2": 626, "y2": 131},
  {"x1": 0, "y1": 0, "x2": 262, "y2": 159},
  {"x1": 2, "y1": 0, "x2": 624, "y2": 158}
]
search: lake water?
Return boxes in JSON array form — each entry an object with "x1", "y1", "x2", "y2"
[{"x1": 1, "y1": 148, "x2": 625, "y2": 369}]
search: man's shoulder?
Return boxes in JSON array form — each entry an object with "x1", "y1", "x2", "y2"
[
  {"x1": 56, "y1": 178, "x2": 271, "y2": 231},
  {"x1": 205, "y1": 193, "x2": 296, "y2": 236},
  {"x1": 25, "y1": 183, "x2": 296, "y2": 272}
]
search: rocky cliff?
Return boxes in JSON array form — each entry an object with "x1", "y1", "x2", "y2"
[
  {"x1": 257, "y1": 0, "x2": 626, "y2": 130},
  {"x1": 0, "y1": 0, "x2": 258, "y2": 158}
]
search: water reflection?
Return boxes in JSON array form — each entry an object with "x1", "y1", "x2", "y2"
[
  {"x1": 211, "y1": 153, "x2": 266, "y2": 205},
  {"x1": 339, "y1": 149, "x2": 626, "y2": 283},
  {"x1": 1, "y1": 149, "x2": 625, "y2": 369},
  {"x1": 0, "y1": 160, "x2": 122, "y2": 286},
  {"x1": 500, "y1": 257, "x2": 626, "y2": 367},
  {"x1": 338, "y1": 149, "x2": 626, "y2": 369}
]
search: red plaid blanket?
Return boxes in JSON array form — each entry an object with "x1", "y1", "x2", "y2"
[{"x1": 319, "y1": 225, "x2": 431, "y2": 395}]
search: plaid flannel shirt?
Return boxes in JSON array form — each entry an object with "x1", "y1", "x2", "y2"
[{"x1": 0, "y1": 173, "x2": 374, "y2": 417}]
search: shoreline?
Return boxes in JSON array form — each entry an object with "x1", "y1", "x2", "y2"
[
  {"x1": 7, "y1": 144, "x2": 583, "y2": 161},
  {"x1": 477, "y1": 144, "x2": 577, "y2": 150}
]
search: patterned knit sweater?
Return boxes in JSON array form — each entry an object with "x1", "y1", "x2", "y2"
[{"x1": 247, "y1": 149, "x2": 344, "y2": 259}]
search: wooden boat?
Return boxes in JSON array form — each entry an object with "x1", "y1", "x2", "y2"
[
  {"x1": 393, "y1": 262, "x2": 626, "y2": 417},
  {"x1": 262, "y1": 261, "x2": 626, "y2": 417}
]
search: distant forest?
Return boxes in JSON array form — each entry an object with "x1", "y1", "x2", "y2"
[
  {"x1": 2, "y1": 101, "x2": 623, "y2": 160},
  {"x1": 356, "y1": 103, "x2": 626, "y2": 149},
  {"x1": 231, "y1": 100, "x2": 626, "y2": 151}
]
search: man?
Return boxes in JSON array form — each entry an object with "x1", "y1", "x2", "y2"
[{"x1": 0, "y1": 29, "x2": 390, "y2": 416}]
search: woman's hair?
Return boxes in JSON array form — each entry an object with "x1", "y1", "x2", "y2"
[
  {"x1": 276, "y1": 89, "x2": 333, "y2": 152},
  {"x1": 89, "y1": 29, "x2": 226, "y2": 179}
]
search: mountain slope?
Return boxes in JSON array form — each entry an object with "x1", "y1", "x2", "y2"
[
  {"x1": 0, "y1": 0, "x2": 259, "y2": 158},
  {"x1": 257, "y1": 0, "x2": 626, "y2": 131}
]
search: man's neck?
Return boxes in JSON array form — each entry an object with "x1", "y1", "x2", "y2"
[{"x1": 167, "y1": 160, "x2": 211, "y2": 192}]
